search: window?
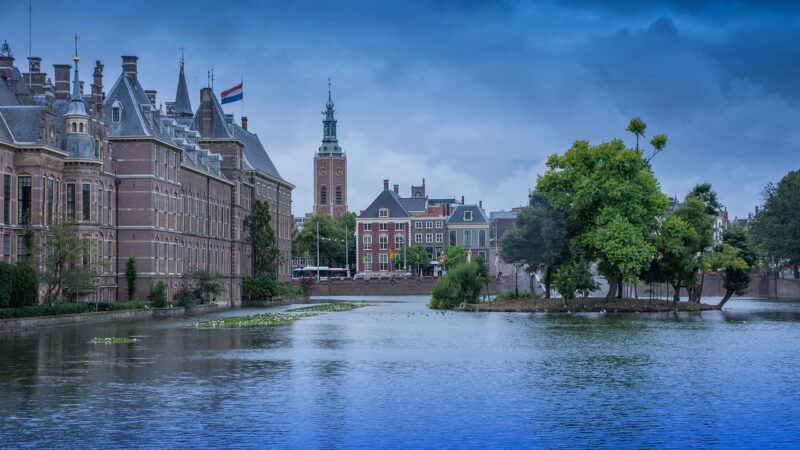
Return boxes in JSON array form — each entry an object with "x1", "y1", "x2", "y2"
[
  {"x1": 320, "y1": 185, "x2": 327, "y2": 204},
  {"x1": 82, "y1": 183, "x2": 90, "y2": 221},
  {"x1": 379, "y1": 253, "x2": 389, "y2": 271},
  {"x1": 414, "y1": 221, "x2": 422, "y2": 229},
  {"x1": 449, "y1": 230, "x2": 457, "y2": 246},
  {"x1": 97, "y1": 187, "x2": 104, "y2": 224},
  {"x1": 17, "y1": 176, "x2": 31, "y2": 225},
  {"x1": 415, "y1": 233, "x2": 423, "y2": 244},
  {"x1": 379, "y1": 222, "x2": 388, "y2": 231},
  {"x1": 2, "y1": 174, "x2": 9, "y2": 224},
  {"x1": 364, "y1": 222, "x2": 372, "y2": 231},
  {"x1": 2, "y1": 234, "x2": 9, "y2": 261},
  {"x1": 426, "y1": 221, "x2": 433, "y2": 229},
  {"x1": 112, "y1": 105, "x2": 121, "y2": 123},
  {"x1": 67, "y1": 184, "x2": 76, "y2": 220},
  {"x1": 426, "y1": 233, "x2": 433, "y2": 243},
  {"x1": 436, "y1": 233, "x2": 443, "y2": 243},
  {"x1": 71, "y1": 122, "x2": 77, "y2": 133},
  {"x1": 479, "y1": 229, "x2": 486, "y2": 247},
  {"x1": 478, "y1": 250, "x2": 487, "y2": 261},
  {"x1": 336, "y1": 186, "x2": 342, "y2": 204},
  {"x1": 363, "y1": 235, "x2": 372, "y2": 250},
  {"x1": 379, "y1": 208, "x2": 389, "y2": 218},
  {"x1": 42, "y1": 178, "x2": 53, "y2": 225},
  {"x1": 379, "y1": 235, "x2": 388, "y2": 250},
  {"x1": 395, "y1": 222, "x2": 404, "y2": 230},
  {"x1": 464, "y1": 230, "x2": 473, "y2": 247},
  {"x1": 395, "y1": 235, "x2": 405, "y2": 248},
  {"x1": 435, "y1": 221, "x2": 443, "y2": 229},
  {"x1": 363, "y1": 254, "x2": 372, "y2": 270},
  {"x1": 464, "y1": 210, "x2": 473, "y2": 221},
  {"x1": 17, "y1": 235, "x2": 26, "y2": 263}
]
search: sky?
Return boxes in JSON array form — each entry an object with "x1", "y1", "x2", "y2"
[{"x1": 2, "y1": 0, "x2": 799, "y2": 219}]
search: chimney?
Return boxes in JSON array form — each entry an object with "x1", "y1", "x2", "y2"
[
  {"x1": 92, "y1": 60, "x2": 104, "y2": 108},
  {"x1": 121, "y1": 55, "x2": 138, "y2": 83},
  {"x1": 383, "y1": 179, "x2": 389, "y2": 191},
  {"x1": 53, "y1": 64, "x2": 71, "y2": 100},
  {"x1": 393, "y1": 184, "x2": 399, "y2": 194},
  {"x1": 0, "y1": 55, "x2": 12, "y2": 82},
  {"x1": 145, "y1": 90, "x2": 157, "y2": 107},
  {"x1": 28, "y1": 56, "x2": 41, "y2": 73},
  {"x1": 479, "y1": 200, "x2": 483, "y2": 209},
  {"x1": 461, "y1": 195, "x2": 465, "y2": 205},
  {"x1": 241, "y1": 116, "x2": 248, "y2": 131},
  {"x1": 199, "y1": 88, "x2": 213, "y2": 138},
  {"x1": 224, "y1": 113, "x2": 234, "y2": 124}
]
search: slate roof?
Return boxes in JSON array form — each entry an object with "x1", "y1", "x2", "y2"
[
  {"x1": 174, "y1": 64, "x2": 192, "y2": 116},
  {"x1": 235, "y1": 125, "x2": 285, "y2": 182},
  {"x1": 104, "y1": 72, "x2": 171, "y2": 141},
  {"x1": 189, "y1": 91, "x2": 233, "y2": 139},
  {"x1": 398, "y1": 197, "x2": 427, "y2": 213},
  {"x1": 447, "y1": 204, "x2": 489, "y2": 224},
  {"x1": 0, "y1": 106, "x2": 43, "y2": 143},
  {"x1": 490, "y1": 211, "x2": 517, "y2": 220},
  {"x1": 0, "y1": 77, "x2": 21, "y2": 105},
  {"x1": 359, "y1": 190, "x2": 410, "y2": 218}
]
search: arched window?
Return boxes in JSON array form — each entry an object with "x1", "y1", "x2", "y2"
[
  {"x1": 320, "y1": 185, "x2": 327, "y2": 205},
  {"x1": 79, "y1": 123, "x2": 84, "y2": 133},
  {"x1": 335, "y1": 186, "x2": 342, "y2": 204},
  {"x1": 71, "y1": 122, "x2": 76, "y2": 132}
]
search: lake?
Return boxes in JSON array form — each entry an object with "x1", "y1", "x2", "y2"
[{"x1": 1, "y1": 296, "x2": 800, "y2": 448}]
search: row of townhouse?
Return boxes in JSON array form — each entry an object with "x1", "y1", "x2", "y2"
[
  {"x1": 0, "y1": 40, "x2": 293, "y2": 303},
  {"x1": 355, "y1": 178, "x2": 494, "y2": 276}
]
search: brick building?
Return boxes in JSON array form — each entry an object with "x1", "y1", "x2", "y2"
[
  {"x1": 313, "y1": 82, "x2": 347, "y2": 218},
  {"x1": 0, "y1": 40, "x2": 293, "y2": 303}
]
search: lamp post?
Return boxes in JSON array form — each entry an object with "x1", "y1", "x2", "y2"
[{"x1": 316, "y1": 220, "x2": 320, "y2": 281}]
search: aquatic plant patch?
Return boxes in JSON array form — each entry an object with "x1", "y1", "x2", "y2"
[
  {"x1": 90, "y1": 337, "x2": 140, "y2": 344},
  {"x1": 191, "y1": 312, "x2": 317, "y2": 329},
  {"x1": 285, "y1": 303, "x2": 370, "y2": 313}
]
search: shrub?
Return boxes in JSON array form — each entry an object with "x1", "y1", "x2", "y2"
[
  {"x1": 0, "y1": 303, "x2": 89, "y2": 319},
  {"x1": 0, "y1": 261, "x2": 12, "y2": 308},
  {"x1": 552, "y1": 259, "x2": 598, "y2": 300},
  {"x1": 11, "y1": 263, "x2": 38, "y2": 308},
  {"x1": 429, "y1": 263, "x2": 483, "y2": 309},
  {"x1": 148, "y1": 281, "x2": 167, "y2": 308},
  {"x1": 243, "y1": 276, "x2": 297, "y2": 300},
  {"x1": 94, "y1": 301, "x2": 150, "y2": 312},
  {"x1": 495, "y1": 290, "x2": 532, "y2": 301},
  {"x1": 173, "y1": 289, "x2": 198, "y2": 310},
  {"x1": 298, "y1": 277, "x2": 314, "y2": 296}
]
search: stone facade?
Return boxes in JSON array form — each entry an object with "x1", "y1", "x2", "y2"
[{"x1": 0, "y1": 40, "x2": 293, "y2": 303}]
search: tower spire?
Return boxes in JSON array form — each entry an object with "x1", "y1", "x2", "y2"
[
  {"x1": 319, "y1": 79, "x2": 341, "y2": 154},
  {"x1": 174, "y1": 47, "x2": 192, "y2": 117},
  {"x1": 71, "y1": 33, "x2": 81, "y2": 99}
]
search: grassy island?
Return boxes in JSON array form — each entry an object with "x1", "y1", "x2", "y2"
[{"x1": 286, "y1": 303, "x2": 368, "y2": 313}]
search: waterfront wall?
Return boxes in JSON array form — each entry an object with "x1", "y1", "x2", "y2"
[{"x1": 296, "y1": 279, "x2": 502, "y2": 297}]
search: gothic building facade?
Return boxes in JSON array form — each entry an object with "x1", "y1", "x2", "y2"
[
  {"x1": 0, "y1": 39, "x2": 293, "y2": 303},
  {"x1": 313, "y1": 84, "x2": 347, "y2": 218}
]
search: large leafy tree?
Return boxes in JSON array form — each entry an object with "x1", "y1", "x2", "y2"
[
  {"x1": 499, "y1": 192, "x2": 567, "y2": 298},
  {"x1": 293, "y1": 213, "x2": 355, "y2": 269},
  {"x1": 244, "y1": 200, "x2": 282, "y2": 278},
  {"x1": 536, "y1": 139, "x2": 668, "y2": 299},
  {"x1": 41, "y1": 221, "x2": 97, "y2": 305},
  {"x1": 645, "y1": 215, "x2": 697, "y2": 303},
  {"x1": 393, "y1": 245, "x2": 429, "y2": 274},
  {"x1": 751, "y1": 170, "x2": 800, "y2": 277}
]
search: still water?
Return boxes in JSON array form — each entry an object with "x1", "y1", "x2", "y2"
[{"x1": 1, "y1": 296, "x2": 800, "y2": 449}]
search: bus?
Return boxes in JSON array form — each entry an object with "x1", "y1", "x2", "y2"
[{"x1": 292, "y1": 267, "x2": 349, "y2": 280}]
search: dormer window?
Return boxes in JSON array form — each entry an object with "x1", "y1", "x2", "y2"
[
  {"x1": 379, "y1": 208, "x2": 389, "y2": 218},
  {"x1": 464, "y1": 210, "x2": 473, "y2": 221},
  {"x1": 111, "y1": 100, "x2": 122, "y2": 124}
]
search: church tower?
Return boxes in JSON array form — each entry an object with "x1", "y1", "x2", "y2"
[{"x1": 313, "y1": 80, "x2": 347, "y2": 218}]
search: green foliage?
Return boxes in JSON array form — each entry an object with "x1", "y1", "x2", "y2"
[
  {"x1": 444, "y1": 246, "x2": 468, "y2": 271},
  {"x1": 244, "y1": 200, "x2": 282, "y2": 277},
  {"x1": 751, "y1": 170, "x2": 800, "y2": 269},
  {"x1": 125, "y1": 257, "x2": 138, "y2": 300},
  {"x1": 243, "y1": 276, "x2": 297, "y2": 300},
  {"x1": 536, "y1": 139, "x2": 668, "y2": 292},
  {"x1": 93, "y1": 301, "x2": 150, "y2": 312},
  {"x1": 494, "y1": 290, "x2": 532, "y2": 301},
  {"x1": 148, "y1": 281, "x2": 167, "y2": 308},
  {"x1": 10, "y1": 263, "x2": 38, "y2": 308},
  {"x1": 41, "y1": 221, "x2": 92, "y2": 305},
  {"x1": 644, "y1": 214, "x2": 697, "y2": 299},
  {"x1": 286, "y1": 303, "x2": 367, "y2": 312},
  {"x1": 626, "y1": 117, "x2": 647, "y2": 151},
  {"x1": 292, "y1": 212, "x2": 356, "y2": 270},
  {"x1": 192, "y1": 270, "x2": 224, "y2": 304},
  {"x1": 394, "y1": 245, "x2": 430, "y2": 273},
  {"x1": 707, "y1": 226, "x2": 756, "y2": 304},
  {"x1": 192, "y1": 312, "x2": 315, "y2": 328},
  {"x1": 0, "y1": 261, "x2": 12, "y2": 308},
  {"x1": 429, "y1": 262, "x2": 483, "y2": 309},
  {"x1": 551, "y1": 258, "x2": 598, "y2": 300},
  {"x1": 172, "y1": 289, "x2": 198, "y2": 309},
  {"x1": 0, "y1": 303, "x2": 88, "y2": 319},
  {"x1": 499, "y1": 192, "x2": 567, "y2": 288},
  {"x1": 689, "y1": 183, "x2": 723, "y2": 217}
]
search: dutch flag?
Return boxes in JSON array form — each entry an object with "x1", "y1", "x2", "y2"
[{"x1": 220, "y1": 83, "x2": 243, "y2": 105}]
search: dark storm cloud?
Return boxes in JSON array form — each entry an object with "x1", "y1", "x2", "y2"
[{"x1": 0, "y1": 0, "x2": 797, "y2": 217}]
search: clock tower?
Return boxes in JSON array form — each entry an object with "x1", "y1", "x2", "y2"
[{"x1": 313, "y1": 80, "x2": 348, "y2": 218}]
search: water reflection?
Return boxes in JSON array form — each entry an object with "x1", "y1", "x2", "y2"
[{"x1": 1, "y1": 298, "x2": 800, "y2": 448}]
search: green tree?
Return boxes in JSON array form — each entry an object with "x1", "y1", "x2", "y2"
[
  {"x1": 429, "y1": 262, "x2": 483, "y2": 309},
  {"x1": 11, "y1": 263, "x2": 38, "y2": 307},
  {"x1": 551, "y1": 258, "x2": 598, "y2": 302},
  {"x1": 293, "y1": 213, "x2": 351, "y2": 269},
  {"x1": 0, "y1": 261, "x2": 12, "y2": 308},
  {"x1": 537, "y1": 139, "x2": 668, "y2": 299},
  {"x1": 192, "y1": 270, "x2": 223, "y2": 304},
  {"x1": 646, "y1": 134, "x2": 668, "y2": 163},
  {"x1": 708, "y1": 226, "x2": 756, "y2": 308},
  {"x1": 646, "y1": 214, "x2": 697, "y2": 303},
  {"x1": 393, "y1": 245, "x2": 429, "y2": 275},
  {"x1": 474, "y1": 255, "x2": 491, "y2": 301},
  {"x1": 148, "y1": 281, "x2": 167, "y2": 308},
  {"x1": 689, "y1": 183, "x2": 724, "y2": 216},
  {"x1": 751, "y1": 171, "x2": 800, "y2": 278},
  {"x1": 626, "y1": 117, "x2": 647, "y2": 153},
  {"x1": 499, "y1": 192, "x2": 567, "y2": 298},
  {"x1": 40, "y1": 221, "x2": 87, "y2": 305},
  {"x1": 444, "y1": 246, "x2": 468, "y2": 271},
  {"x1": 674, "y1": 193, "x2": 716, "y2": 302},
  {"x1": 125, "y1": 257, "x2": 138, "y2": 300},
  {"x1": 244, "y1": 200, "x2": 282, "y2": 278}
]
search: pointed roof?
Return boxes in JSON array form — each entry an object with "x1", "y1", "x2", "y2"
[
  {"x1": 359, "y1": 190, "x2": 410, "y2": 218},
  {"x1": 65, "y1": 47, "x2": 88, "y2": 117},
  {"x1": 319, "y1": 78, "x2": 342, "y2": 154},
  {"x1": 189, "y1": 88, "x2": 233, "y2": 139},
  {"x1": 174, "y1": 58, "x2": 192, "y2": 117},
  {"x1": 447, "y1": 204, "x2": 489, "y2": 224},
  {"x1": 236, "y1": 125, "x2": 286, "y2": 182}
]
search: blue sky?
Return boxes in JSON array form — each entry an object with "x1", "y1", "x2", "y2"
[{"x1": 2, "y1": 0, "x2": 799, "y2": 218}]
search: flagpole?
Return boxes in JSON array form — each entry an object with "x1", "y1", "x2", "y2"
[{"x1": 240, "y1": 74, "x2": 244, "y2": 122}]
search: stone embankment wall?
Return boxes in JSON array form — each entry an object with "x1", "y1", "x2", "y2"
[{"x1": 296, "y1": 279, "x2": 502, "y2": 296}]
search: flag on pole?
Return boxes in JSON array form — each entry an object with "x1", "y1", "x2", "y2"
[{"x1": 220, "y1": 83, "x2": 243, "y2": 104}]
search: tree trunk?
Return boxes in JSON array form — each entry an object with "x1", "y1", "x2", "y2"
[
  {"x1": 794, "y1": 263, "x2": 799, "y2": 279},
  {"x1": 672, "y1": 281, "x2": 681, "y2": 305},
  {"x1": 616, "y1": 276, "x2": 623, "y2": 299},
  {"x1": 717, "y1": 290, "x2": 734, "y2": 309},
  {"x1": 544, "y1": 267, "x2": 552, "y2": 299},
  {"x1": 606, "y1": 278, "x2": 617, "y2": 300}
]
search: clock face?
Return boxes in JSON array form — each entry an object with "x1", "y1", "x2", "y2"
[
  {"x1": 336, "y1": 169, "x2": 343, "y2": 176},
  {"x1": 319, "y1": 169, "x2": 327, "y2": 176}
]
